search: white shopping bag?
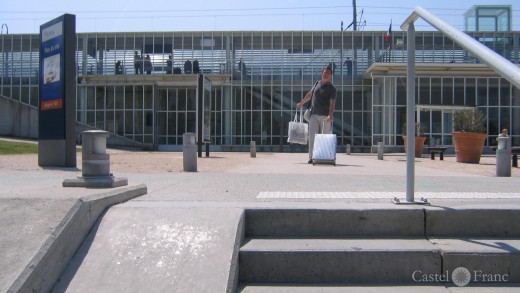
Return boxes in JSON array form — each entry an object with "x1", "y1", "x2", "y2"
[{"x1": 287, "y1": 109, "x2": 308, "y2": 145}]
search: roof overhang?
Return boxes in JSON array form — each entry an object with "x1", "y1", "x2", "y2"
[{"x1": 363, "y1": 62, "x2": 519, "y2": 79}]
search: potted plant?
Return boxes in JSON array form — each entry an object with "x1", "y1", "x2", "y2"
[
  {"x1": 452, "y1": 109, "x2": 487, "y2": 164},
  {"x1": 402, "y1": 123, "x2": 427, "y2": 158}
]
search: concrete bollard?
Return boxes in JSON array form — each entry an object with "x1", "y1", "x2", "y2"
[
  {"x1": 82, "y1": 130, "x2": 110, "y2": 177},
  {"x1": 250, "y1": 141, "x2": 256, "y2": 158},
  {"x1": 377, "y1": 142, "x2": 384, "y2": 160},
  {"x1": 183, "y1": 133, "x2": 197, "y2": 172},
  {"x1": 63, "y1": 130, "x2": 128, "y2": 188},
  {"x1": 496, "y1": 136, "x2": 511, "y2": 177},
  {"x1": 346, "y1": 144, "x2": 351, "y2": 155}
]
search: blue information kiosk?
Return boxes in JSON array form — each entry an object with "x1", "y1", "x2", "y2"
[{"x1": 38, "y1": 14, "x2": 77, "y2": 167}]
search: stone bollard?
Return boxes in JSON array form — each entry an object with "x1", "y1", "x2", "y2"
[
  {"x1": 496, "y1": 136, "x2": 511, "y2": 177},
  {"x1": 346, "y1": 144, "x2": 351, "y2": 155},
  {"x1": 82, "y1": 130, "x2": 110, "y2": 177},
  {"x1": 250, "y1": 141, "x2": 256, "y2": 158},
  {"x1": 183, "y1": 133, "x2": 197, "y2": 172},
  {"x1": 63, "y1": 130, "x2": 127, "y2": 188},
  {"x1": 377, "y1": 142, "x2": 384, "y2": 160}
]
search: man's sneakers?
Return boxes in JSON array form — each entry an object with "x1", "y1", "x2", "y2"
[{"x1": 308, "y1": 159, "x2": 313, "y2": 164}]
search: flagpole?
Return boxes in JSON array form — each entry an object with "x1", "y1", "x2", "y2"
[
  {"x1": 386, "y1": 20, "x2": 392, "y2": 62},
  {"x1": 352, "y1": 0, "x2": 357, "y2": 31}
]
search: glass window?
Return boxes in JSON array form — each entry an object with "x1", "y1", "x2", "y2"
[
  {"x1": 500, "y1": 79, "x2": 511, "y2": 106},
  {"x1": 106, "y1": 111, "x2": 115, "y2": 133},
  {"x1": 431, "y1": 78, "x2": 441, "y2": 105},
  {"x1": 87, "y1": 87, "x2": 96, "y2": 110},
  {"x1": 125, "y1": 110, "x2": 134, "y2": 137},
  {"x1": 144, "y1": 86, "x2": 153, "y2": 109},
  {"x1": 106, "y1": 87, "x2": 115, "y2": 110},
  {"x1": 419, "y1": 78, "x2": 430, "y2": 105},
  {"x1": 453, "y1": 78, "x2": 465, "y2": 105},
  {"x1": 168, "y1": 89, "x2": 177, "y2": 111},
  {"x1": 442, "y1": 78, "x2": 453, "y2": 105},
  {"x1": 353, "y1": 90, "x2": 363, "y2": 110},
  {"x1": 396, "y1": 78, "x2": 406, "y2": 106},
  {"x1": 488, "y1": 78, "x2": 499, "y2": 106},
  {"x1": 512, "y1": 87, "x2": 520, "y2": 107},
  {"x1": 465, "y1": 78, "x2": 476, "y2": 105},
  {"x1": 115, "y1": 111, "x2": 124, "y2": 136},
  {"x1": 499, "y1": 108, "x2": 510, "y2": 134},
  {"x1": 487, "y1": 107, "x2": 499, "y2": 140},
  {"x1": 476, "y1": 78, "x2": 488, "y2": 106},
  {"x1": 134, "y1": 86, "x2": 144, "y2": 109},
  {"x1": 344, "y1": 90, "x2": 353, "y2": 111},
  {"x1": 124, "y1": 87, "x2": 133, "y2": 109}
]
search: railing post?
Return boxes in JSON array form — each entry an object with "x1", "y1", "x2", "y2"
[{"x1": 405, "y1": 23, "x2": 416, "y2": 203}]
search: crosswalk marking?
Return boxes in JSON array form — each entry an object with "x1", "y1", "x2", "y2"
[{"x1": 257, "y1": 191, "x2": 520, "y2": 199}]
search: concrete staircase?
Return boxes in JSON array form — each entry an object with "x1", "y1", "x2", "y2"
[{"x1": 237, "y1": 207, "x2": 520, "y2": 291}]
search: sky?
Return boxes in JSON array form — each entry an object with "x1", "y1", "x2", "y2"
[{"x1": 0, "y1": 0, "x2": 517, "y2": 34}]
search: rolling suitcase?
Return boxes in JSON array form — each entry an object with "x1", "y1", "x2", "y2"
[{"x1": 312, "y1": 121, "x2": 336, "y2": 166}]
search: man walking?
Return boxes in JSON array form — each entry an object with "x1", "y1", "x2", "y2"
[{"x1": 296, "y1": 66, "x2": 337, "y2": 163}]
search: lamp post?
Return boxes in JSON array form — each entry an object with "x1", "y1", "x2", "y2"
[{"x1": 1, "y1": 24, "x2": 8, "y2": 83}]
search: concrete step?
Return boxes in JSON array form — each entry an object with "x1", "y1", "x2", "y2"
[
  {"x1": 244, "y1": 208, "x2": 520, "y2": 238},
  {"x1": 237, "y1": 284, "x2": 520, "y2": 292},
  {"x1": 239, "y1": 238, "x2": 520, "y2": 284}
]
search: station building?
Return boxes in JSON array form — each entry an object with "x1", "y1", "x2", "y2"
[{"x1": 1, "y1": 5, "x2": 518, "y2": 151}]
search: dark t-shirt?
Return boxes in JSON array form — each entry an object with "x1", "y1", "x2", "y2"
[{"x1": 311, "y1": 81, "x2": 337, "y2": 116}]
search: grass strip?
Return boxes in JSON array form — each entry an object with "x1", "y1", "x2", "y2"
[{"x1": 0, "y1": 140, "x2": 39, "y2": 155}]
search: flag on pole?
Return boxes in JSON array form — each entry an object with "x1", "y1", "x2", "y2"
[{"x1": 385, "y1": 21, "x2": 392, "y2": 42}]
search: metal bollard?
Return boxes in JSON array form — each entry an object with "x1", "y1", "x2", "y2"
[
  {"x1": 377, "y1": 142, "x2": 384, "y2": 160},
  {"x1": 496, "y1": 137, "x2": 511, "y2": 177},
  {"x1": 250, "y1": 141, "x2": 256, "y2": 158},
  {"x1": 346, "y1": 144, "x2": 351, "y2": 155},
  {"x1": 183, "y1": 133, "x2": 197, "y2": 172}
]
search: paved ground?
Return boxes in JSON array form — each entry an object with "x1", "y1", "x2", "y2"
[{"x1": 1, "y1": 137, "x2": 520, "y2": 292}]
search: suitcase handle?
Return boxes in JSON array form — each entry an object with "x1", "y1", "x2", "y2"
[{"x1": 321, "y1": 120, "x2": 333, "y2": 134}]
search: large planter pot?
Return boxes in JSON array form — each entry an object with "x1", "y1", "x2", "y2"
[
  {"x1": 452, "y1": 132, "x2": 487, "y2": 164},
  {"x1": 402, "y1": 136, "x2": 427, "y2": 158}
]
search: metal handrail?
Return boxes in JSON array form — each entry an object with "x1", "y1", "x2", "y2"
[
  {"x1": 402, "y1": 6, "x2": 520, "y2": 89},
  {"x1": 400, "y1": 6, "x2": 520, "y2": 203}
]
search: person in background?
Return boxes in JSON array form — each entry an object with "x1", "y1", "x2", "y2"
[
  {"x1": 296, "y1": 66, "x2": 337, "y2": 163},
  {"x1": 184, "y1": 60, "x2": 192, "y2": 74},
  {"x1": 115, "y1": 61, "x2": 123, "y2": 75},
  {"x1": 193, "y1": 60, "x2": 200, "y2": 74},
  {"x1": 144, "y1": 54, "x2": 152, "y2": 74},
  {"x1": 166, "y1": 55, "x2": 173, "y2": 74},
  {"x1": 134, "y1": 51, "x2": 142, "y2": 74}
]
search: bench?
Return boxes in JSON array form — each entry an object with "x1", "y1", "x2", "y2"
[{"x1": 425, "y1": 146, "x2": 448, "y2": 160}]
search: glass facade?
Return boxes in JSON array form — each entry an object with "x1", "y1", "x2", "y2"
[
  {"x1": 465, "y1": 5, "x2": 512, "y2": 32},
  {"x1": 1, "y1": 30, "x2": 519, "y2": 151}
]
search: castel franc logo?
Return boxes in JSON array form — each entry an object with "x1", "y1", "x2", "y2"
[
  {"x1": 451, "y1": 267, "x2": 471, "y2": 287},
  {"x1": 412, "y1": 266, "x2": 510, "y2": 287}
]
